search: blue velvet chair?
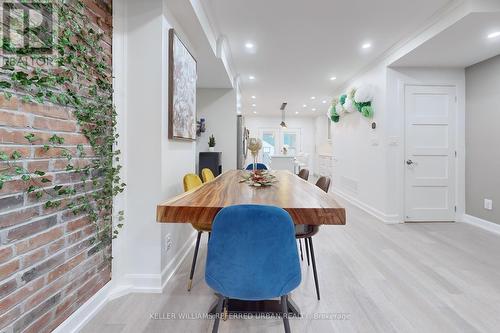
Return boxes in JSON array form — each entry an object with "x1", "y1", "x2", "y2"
[
  {"x1": 245, "y1": 163, "x2": 268, "y2": 170},
  {"x1": 205, "y1": 205, "x2": 301, "y2": 333}
]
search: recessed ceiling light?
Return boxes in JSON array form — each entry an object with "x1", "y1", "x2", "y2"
[
  {"x1": 251, "y1": 95, "x2": 256, "y2": 99},
  {"x1": 295, "y1": 111, "x2": 299, "y2": 114},
  {"x1": 330, "y1": 76, "x2": 337, "y2": 81},
  {"x1": 488, "y1": 31, "x2": 500, "y2": 39},
  {"x1": 245, "y1": 42, "x2": 255, "y2": 49},
  {"x1": 253, "y1": 111, "x2": 257, "y2": 114},
  {"x1": 362, "y1": 42, "x2": 372, "y2": 49},
  {"x1": 312, "y1": 108, "x2": 316, "y2": 111},
  {"x1": 249, "y1": 75, "x2": 255, "y2": 80},
  {"x1": 310, "y1": 96, "x2": 316, "y2": 100},
  {"x1": 322, "y1": 100, "x2": 327, "y2": 104},
  {"x1": 302, "y1": 104, "x2": 307, "y2": 108},
  {"x1": 252, "y1": 104, "x2": 256, "y2": 107}
]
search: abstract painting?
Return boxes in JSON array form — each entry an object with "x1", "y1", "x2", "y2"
[{"x1": 168, "y1": 29, "x2": 197, "y2": 140}]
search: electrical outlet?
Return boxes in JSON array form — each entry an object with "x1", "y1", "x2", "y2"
[
  {"x1": 484, "y1": 199, "x2": 493, "y2": 211},
  {"x1": 165, "y1": 233, "x2": 173, "y2": 252}
]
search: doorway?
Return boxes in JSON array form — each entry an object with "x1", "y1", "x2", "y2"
[{"x1": 404, "y1": 85, "x2": 457, "y2": 222}]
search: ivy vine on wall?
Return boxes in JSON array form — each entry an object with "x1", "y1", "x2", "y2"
[{"x1": 0, "y1": 0, "x2": 124, "y2": 253}]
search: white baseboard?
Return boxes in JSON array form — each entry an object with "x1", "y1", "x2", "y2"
[
  {"x1": 461, "y1": 214, "x2": 500, "y2": 235},
  {"x1": 119, "y1": 231, "x2": 196, "y2": 293},
  {"x1": 332, "y1": 189, "x2": 401, "y2": 224},
  {"x1": 54, "y1": 232, "x2": 196, "y2": 332}
]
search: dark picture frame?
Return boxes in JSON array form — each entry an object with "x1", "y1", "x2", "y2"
[{"x1": 168, "y1": 29, "x2": 197, "y2": 140}]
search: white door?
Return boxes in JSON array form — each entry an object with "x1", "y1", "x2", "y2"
[{"x1": 404, "y1": 85, "x2": 456, "y2": 222}]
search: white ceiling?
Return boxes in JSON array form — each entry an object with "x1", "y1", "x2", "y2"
[
  {"x1": 391, "y1": 13, "x2": 500, "y2": 68},
  {"x1": 166, "y1": 0, "x2": 233, "y2": 88},
  {"x1": 207, "y1": 0, "x2": 453, "y2": 117}
]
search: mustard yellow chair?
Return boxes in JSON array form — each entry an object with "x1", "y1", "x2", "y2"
[
  {"x1": 183, "y1": 173, "x2": 211, "y2": 291},
  {"x1": 183, "y1": 173, "x2": 203, "y2": 192},
  {"x1": 201, "y1": 168, "x2": 215, "y2": 183}
]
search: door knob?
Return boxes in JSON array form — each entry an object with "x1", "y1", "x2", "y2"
[{"x1": 406, "y1": 159, "x2": 413, "y2": 165}]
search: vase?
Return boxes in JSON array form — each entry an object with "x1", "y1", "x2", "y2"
[{"x1": 208, "y1": 147, "x2": 215, "y2": 152}]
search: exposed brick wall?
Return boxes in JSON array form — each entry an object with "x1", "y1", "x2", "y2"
[{"x1": 0, "y1": 1, "x2": 113, "y2": 332}]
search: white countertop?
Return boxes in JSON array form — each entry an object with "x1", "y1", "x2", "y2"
[{"x1": 271, "y1": 155, "x2": 295, "y2": 158}]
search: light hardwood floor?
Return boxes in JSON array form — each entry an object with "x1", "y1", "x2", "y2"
[{"x1": 82, "y1": 198, "x2": 500, "y2": 333}]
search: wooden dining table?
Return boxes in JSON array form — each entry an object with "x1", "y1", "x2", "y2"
[{"x1": 156, "y1": 169, "x2": 346, "y2": 316}]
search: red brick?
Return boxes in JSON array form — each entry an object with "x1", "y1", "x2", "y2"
[
  {"x1": 23, "y1": 310, "x2": 52, "y2": 333},
  {"x1": 0, "y1": 194, "x2": 24, "y2": 213},
  {"x1": 22, "y1": 247, "x2": 46, "y2": 268},
  {"x1": 0, "y1": 206, "x2": 40, "y2": 229},
  {"x1": 20, "y1": 253, "x2": 65, "y2": 283},
  {"x1": 0, "y1": 247, "x2": 13, "y2": 264},
  {"x1": 0, "y1": 179, "x2": 26, "y2": 195},
  {"x1": 0, "y1": 305, "x2": 20, "y2": 329},
  {"x1": 0, "y1": 128, "x2": 52, "y2": 145},
  {"x1": 0, "y1": 1, "x2": 113, "y2": 330},
  {"x1": 0, "y1": 277, "x2": 44, "y2": 315},
  {"x1": 0, "y1": 94, "x2": 19, "y2": 110},
  {"x1": 0, "y1": 259, "x2": 20, "y2": 280},
  {"x1": 6, "y1": 215, "x2": 58, "y2": 244},
  {"x1": 26, "y1": 160, "x2": 50, "y2": 173},
  {"x1": 32, "y1": 116, "x2": 77, "y2": 132},
  {"x1": 66, "y1": 216, "x2": 91, "y2": 232},
  {"x1": 48, "y1": 252, "x2": 86, "y2": 283},
  {"x1": 0, "y1": 146, "x2": 30, "y2": 159},
  {"x1": 0, "y1": 279, "x2": 17, "y2": 299},
  {"x1": 15, "y1": 226, "x2": 64, "y2": 255},
  {"x1": 55, "y1": 292, "x2": 77, "y2": 317},
  {"x1": 47, "y1": 239, "x2": 65, "y2": 255},
  {"x1": 25, "y1": 277, "x2": 67, "y2": 312},
  {"x1": 0, "y1": 110, "x2": 29, "y2": 128},
  {"x1": 34, "y1": 146, "x2": 77, "y2": 158},
  {"x1": 20, "y1": 102, "x2": 69, "y2": 120}
]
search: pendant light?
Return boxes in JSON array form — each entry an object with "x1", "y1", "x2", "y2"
[{"x1": 280, "y1": 102, "x2": 288, "y2": 128}]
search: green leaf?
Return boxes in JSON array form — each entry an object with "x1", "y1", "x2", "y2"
[
  {"x1": 11, "y1": 151, "x2": 22, "y2": 160},
  {"x1": 21, "y1": 174, "x2": 31, "y2": 181},
  {"x1": 34, "y1": 170, "x2": 45, "y2": 176},
  {"x1": 0, "y1": 152, "x2": 8, "y2": 161},
  {"x1": 49, "y1": 134, "x2": 64, "y2": 145},
  {"x1": 40, "y1": 177, "x2": 51, "y2": 183},
  {"x1": 24, "y1": 133, "x2": 39, "y2": 143},
  {"x1": 0, "y1": 81, "x2": 11, "y2": 89},
  {"x1": 53, "y1": 185, "x2": 63, "y2": 191},
  {"x1": 27, "y1": 185, "x2": 38, "y2": 193}
]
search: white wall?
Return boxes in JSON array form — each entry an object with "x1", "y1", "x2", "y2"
[
  {"x1": 196, "y1": 88, "x2": 237, "y2": 172},
  {"x1": 113, "y1": 0, "x2": 196, "y2": 292},
  {"x1": 244, "y1": 116, "x2": 316, "y2": 169},
  {"x1": 331, "y1": 64, "x2": 390, "y2": 221}
]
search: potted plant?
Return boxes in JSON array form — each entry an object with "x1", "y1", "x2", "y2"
[{"x1": 208, "y1": 134, "x2": 216, "y2": 152}]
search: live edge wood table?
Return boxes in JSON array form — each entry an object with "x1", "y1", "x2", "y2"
[{"x1": 157, "y1": 169, "x2": 346, "y2": 317}]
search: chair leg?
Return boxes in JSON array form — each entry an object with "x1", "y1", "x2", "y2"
[
  {"x1": 281, "y1": 295, "x2": 291, "y2": 333},
  {"x1": 298, "y1": 239, "x2": 303, "y2": 261},
  {"x1": 308, "y1": 237, "x2": 320, "y2": 300},
  {"x1": 188, "y1": 231, "x2": 203, "y2": 291},
  {"x1": 305, "y1": 237, "x2": 310, "y2": 266},
  {"x1": 212, "y1": 294, "x2": 225, "y2": 333}
]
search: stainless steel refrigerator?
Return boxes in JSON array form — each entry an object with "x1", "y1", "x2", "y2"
[{"x1": 236, "y1": 115, "x2": 249, "y2": 169}]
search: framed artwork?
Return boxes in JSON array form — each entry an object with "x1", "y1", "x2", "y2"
[{"x1": 168, "y1": 29, "x2": 197, "y2": 140}]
